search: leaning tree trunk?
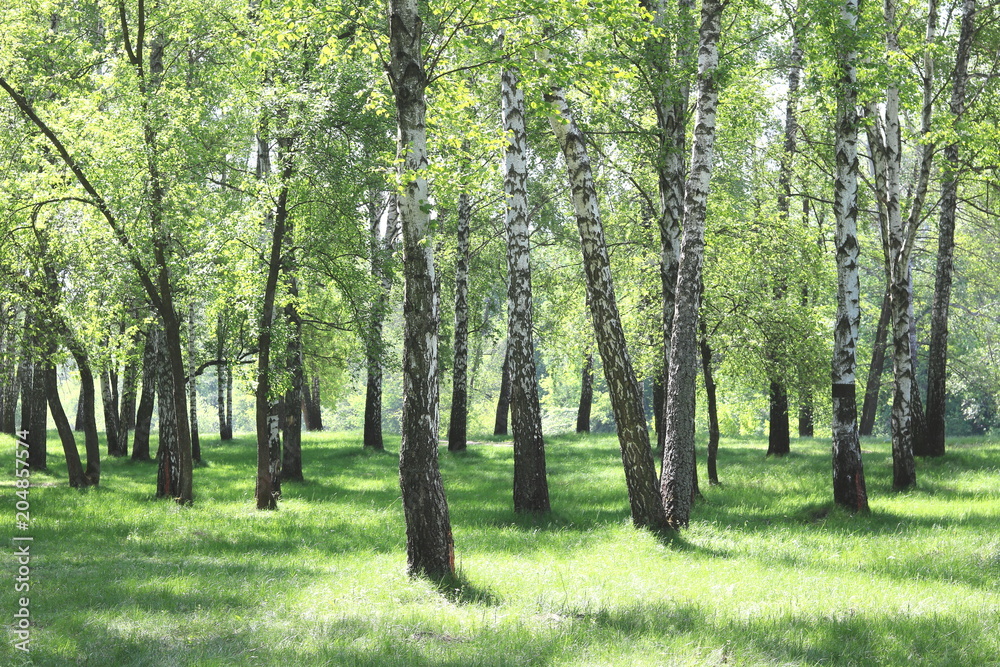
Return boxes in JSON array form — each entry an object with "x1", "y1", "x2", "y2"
[
  {"x1": 502, "y1": 64, "x2": 549, "y2": 512},
  {"x1": 494, "y1": 342, "x2": 511, "y2": 436},
  {"x1": 447, "y1": 192, "x2": 472, "y2": 453},
  {"x1": 831, "y1": 0, "x2": 868, "y2": 512},
  {"x1": 65, "y1": 335, "x2": 100, "y2": 485},
  {"x1": 132, "y1": 330, "x2": 156, "y2": 461},
  {"x1": 546, "y1": 86, "x2": 667, "y2": 530},
  {"x1": 45, "y1": 363, "x2": 88, "y2": 487},
  {"x1": 926, "y1": 0, "x2": 974, "y2": 457},
  {"x1": 860, "y1": 290, "x2": 891, "y2": 436},
  {"x1": 389, "y1": 0, "x2": 455, "y2": 578},
  {"x1": 660, "y1": 0, "x2": 724, "y2": 529},
  {"x1": 576, "y1": 352, "x2": 594, "y2": 434}
]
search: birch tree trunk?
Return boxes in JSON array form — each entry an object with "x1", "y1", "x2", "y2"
[
  {"x1": 660, "y1": 0, "x2": 724, "y2": 529},
  {"x1": 700, "y1": 323, "x2": 720, "y2": 485},
  {"x1": 546, "y1": 87, "x2": 667, "y2": 530},
  {"x1": 447, "y1": 192, "x2": 472, "y2": 452},
  {"x1": 768, "y1": 20, "x2": 803, "y2": 456},
  {"x1": 577, "y1": 352, "x2": 594, "y2": 434},
  {"x1": 494, "y1": 343, "x2": 511, "y2": 436},
  {"x1": 831, "y1": 0, "x2": 868, "y2": 512},
  {"x1": 281, "y1": 275, "x2": 304, "y2": 482},
  {"x1": 101, "y1": 369, "x2": 124, "y2": 456},
  {"x1": 132, "y1": 330, "x2": 155, "y2": 461},
  {"x1": 860, "y1": 290, "x2": 891, "y2": 436},
  {"x1": 155, "y1": 328, "x2": 182, "y2": 499},
  {"x1": 187, "y1": 304, "x2": 200, "y2": 463},
  {"x1": 926, "y1": 0, "x2": 974, "y2": 457},
  {"x1": 502, "y1": 65, "x2": 549, "y2": 512},
  {"x1": 389, "y1": 0, "x2": 454, "y2": 578},
  {"x1": 45, "y1": 363, "x2": 88, "y2": 487}
]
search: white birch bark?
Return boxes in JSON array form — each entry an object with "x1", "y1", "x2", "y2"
[
  {"x1": 388, "y1": 0, "x2": 454, "y2": 577},
  {"x1": 831, "y1": 0, "x2": 868, "y2": 512},
  {"x1": 546, "y1": 87, "x2": 666, "y2": 530},
  {"x1": 502, "y1": 65, "x2": 549, "y2": 513},
  {"x1": 660, "y1": 0, "x2": 724, "y2": 529}
]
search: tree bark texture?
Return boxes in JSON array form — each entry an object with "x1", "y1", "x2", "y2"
[
  {"x1": 132, "y1": 330, "x2": 156, "y2": 461},
  {"x1": 831, "y1": 0, "x2": 868, "y2": 512},
  {"x1": 546, "y1": 87, "x2": 667, "y2": 530},
  {"x1": 120, "y1": 357, "x2": 138, "y2": 432},
  {"x1": 767, "y1": 382, "x2": 790, "y2": 456},
  {"x1": 660, "y1": 0, "x2": 723, "y2": 529},
  {"x1": 364, "y1": 196, "x2": 398, "y2": 451},
  {"x1": 155, "y1": 328, "x2": 183, "y2": 499},
  {"x1": 926, "y1": 0, "x2": 974, "y2": 457},
  {"x1": 304, "y1": 374, "x2": 323, "y2": 431},
  {"x1": 448, "y1": 192, "x2": 472, "y2": 452},
  {"x1": 503, "y1": 65, "x2": 550, "y2": 512},
  {"x1": 389, "y1": 0, "x2": 455, "y2": 578},
  {"x1": 577, "y1": 353, "x2": 594, "y2": 434}
]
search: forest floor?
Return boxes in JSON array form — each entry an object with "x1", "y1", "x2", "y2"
[{"x1": 2, "y1": 430, "x2": 999, "y2": 666}]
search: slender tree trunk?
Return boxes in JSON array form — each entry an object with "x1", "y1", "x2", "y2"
[
  {"x1": 860, "y1": 290, "x2": 891, "y2": 436},
  {"x1": 645, "y1": 0, "x2": 694, "y2": 455},
  {"x1": 216, "y1": 313, "x2": 233, "y2": 441},
  {"x1": 448, "y1": 192, "x2": 472, "y2": 452},
  {"x1": 700, "y1": 325, "x2": 720, "y2": 485},
  {"x1": 502, "y1": 64, "x2": 549, "y2": 512},
  {"x1": 494, "y1": 343, "x2": 511, "y2": 436},
  {"x1": 119, "y1": 357, "x2": 137, "y2": 456},
  {"x1": 926, "y1": 0, "x2": 974, "y2": 457},
  {"x1": 74, "y1": 383, "x2": 86, "y2": 432},
  {"x1": 132, "y1": 330, "x2": 155, "y2": 461},
  {"x1": 389, "y1": 0, "x2": 455, "y2": 578},
  {"x1": 305, "y1": 374, "x2": 322, "y2": 431},
  {"x1": 281, "y1": 276, "x2": 304, "y2": 482},
  {"x1": 577, "y1": 353, "x2": 594, "y2": 434},
  {"x1": 101, "y1": 369, "x2": 124, "y2": 456},
  {"x1": 26, "y1": 358, "x2": 48, "y2": 471},
  {"x1": 187, "y1": 304, "x2": 201, "y2": 462},
  {"x1": 767, "y1": 382, "x2": 790, "y2": 456},
  {"x1": 660, "y1": 0, "x2": 724, "y2": 529},
  {"x1": 908, "y1": 263, "x2": 930, "y2": 455},
  {"x1": 364, "y1": 197, "x2": 397, "y2": 451},
  {"x1": 45, "y1": 364, "x2": 87, "y2": 487},
  {"x1": 547, "y1": 87, "x2": 667, "y2": 530},
  {"x1": 831, "y1": 0, "x2": 868, "y2": 512}
]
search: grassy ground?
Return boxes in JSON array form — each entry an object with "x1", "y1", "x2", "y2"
[{"x1": 2, "y1": 429, "x2": 999, "y2": 666}]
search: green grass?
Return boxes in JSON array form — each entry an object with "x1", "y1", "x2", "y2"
[{"x1": 2, "y1": 430, "x2": 999, "y2": 666}]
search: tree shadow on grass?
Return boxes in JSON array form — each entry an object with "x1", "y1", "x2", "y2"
[{"x1": 433, "y1": 571, "x2": 503, "y2": 607}]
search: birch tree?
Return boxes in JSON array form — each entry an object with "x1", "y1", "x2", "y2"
[
  {"x1": 660, "y1": 0, "x2": 724, "y2": 529},
  {"x1": 388, "y1": 0, "x2": 455, "y2": 578}
]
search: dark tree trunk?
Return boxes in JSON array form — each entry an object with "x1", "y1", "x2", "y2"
[
  {"x1": 390, "y1": 0, "x2": 455, "y2": 578},
  {"x1": 281, "y1": 277, "x2": 304, "y2": 482},
  {"x1": 700, "y1": 329, "x2": 720, "y2": 485},
  {"x1": 216, "y1": 313, "x2": 233, "y2": 441},
  {"x1": 798, "y1": 395, "x2": 814, "y2": 437},
  {"x1": 45, "y1": 364, "x2": 88, "y2": 487},
  {"x1": 767, "y1": 382, "x2": 790, "y2": 457},
  {"x1": 304, "y1": 374, "x2": 323, "y2": 431},
  {"x1": 25, "y1": 357, "x2": 48, "y2": 471},
  {"x1": 74, "y1": 383, "x2": 86, "y2": 432},
  {"x1": 576, "y1": 353, "x2": 594, "y2": 434},
  {"x1": 364, "y1": 197, "x2": 396, "y2": 451},
  {"x1": 187, "y1": 304, "x2": 201, "y2": 463},
  {"x1": 155, "y1": 328, "x2": 182, "y2": 499},
  {"x1": 494, "y1": 343, "x2": 511, "y2": 436},
  {"x1": 448, "y1": 192, "x2": 472, "y2": 453},
  {"x1": 363, "y1": 343, "x2": 385, "y2": 450},
  {"x1": 120, "y1": 357, "x2": 138, "y2": 431},
  {"x1": 926, "y1": 0, "x2": 973, "y2": 458},
  {"x1": 132, "y1": 331, "x2": 155, "y2": 462},
  {"x1": 101, "y1": 369, "x2": 125, "y2": 457},
  {"x1": 860, "y1": 290, "x2": 891, "y2": 436},
  {"x1": 65, "y1": 340, "x2": 100, "y2": 485}
]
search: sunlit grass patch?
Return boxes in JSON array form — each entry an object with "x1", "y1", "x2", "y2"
[{"x1": 2, "y1": 430, "x2": 999, "y2": 665}]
